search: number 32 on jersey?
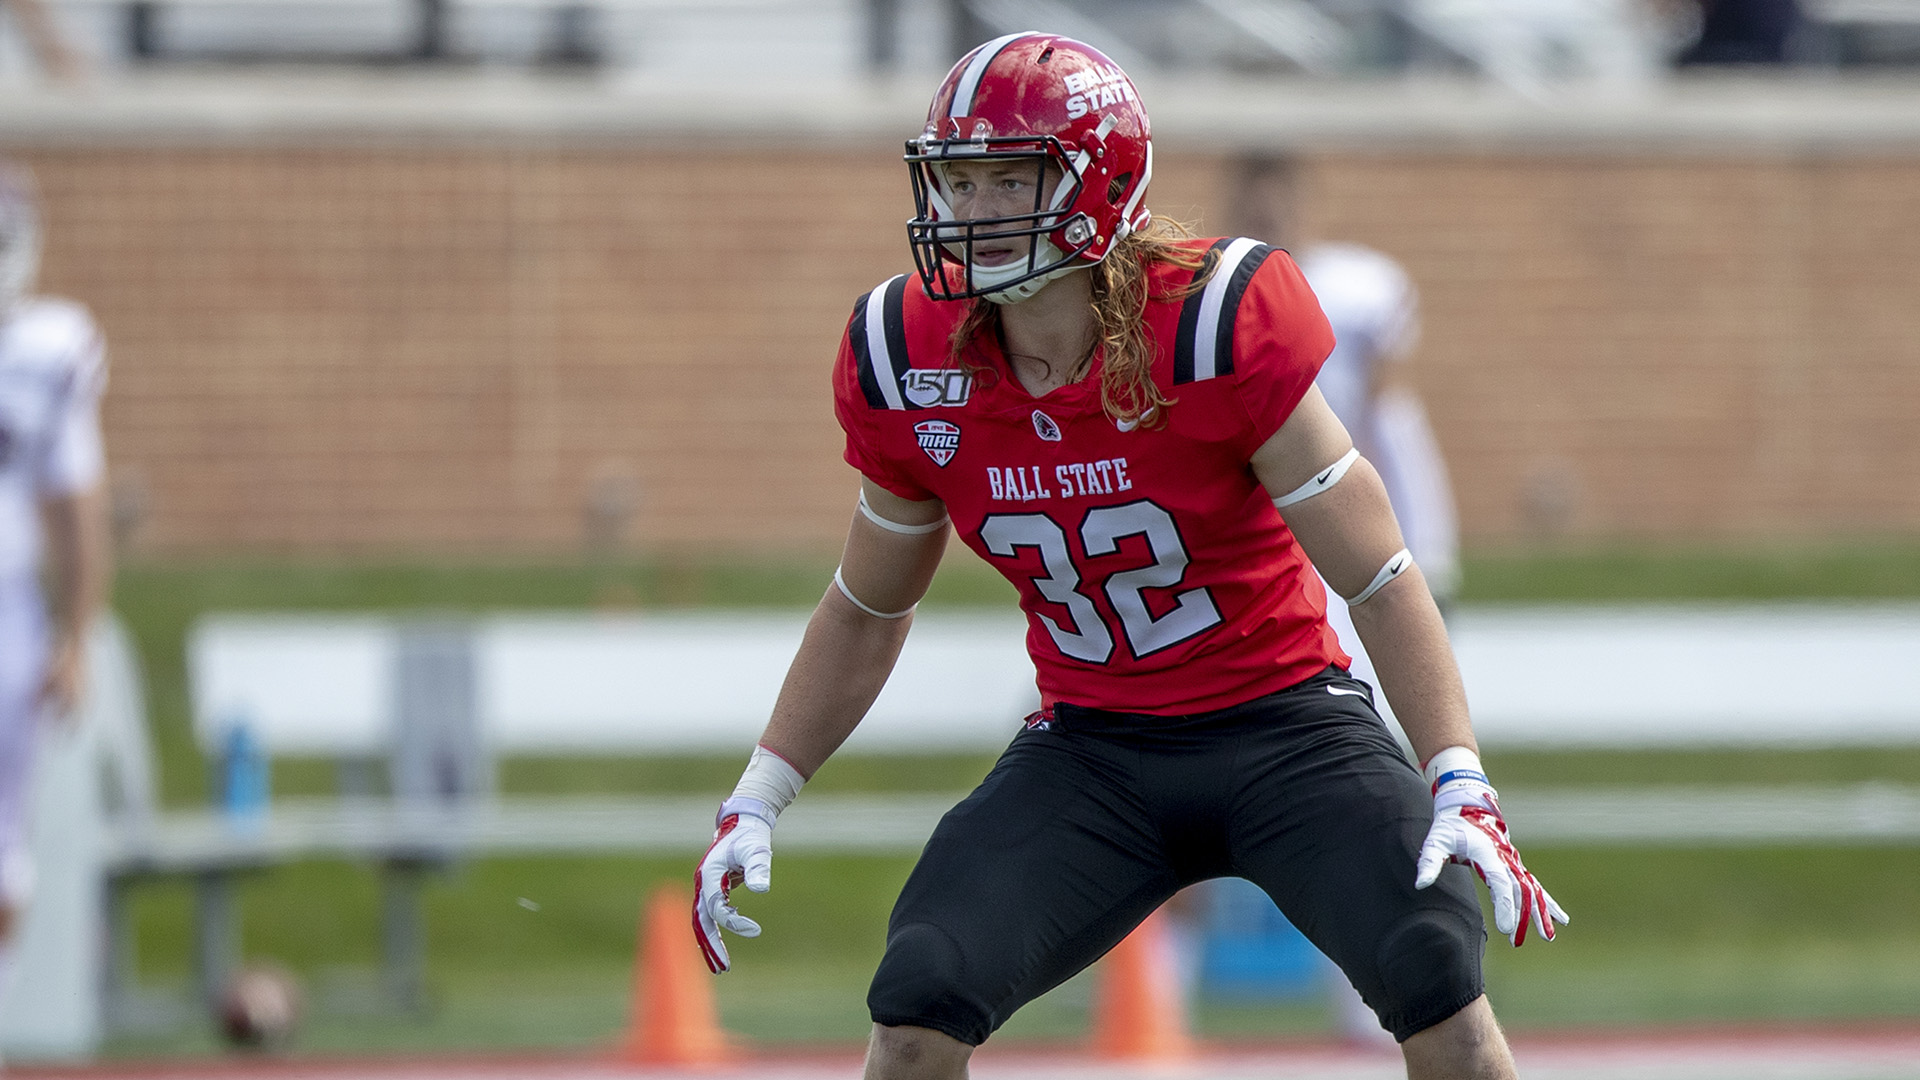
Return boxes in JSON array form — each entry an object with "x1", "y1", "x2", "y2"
[{"x1": 980, "y1": 499, "x2": 1221, "y2": 664}]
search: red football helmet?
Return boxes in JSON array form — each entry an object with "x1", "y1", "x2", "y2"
[{"x1": 906, "y1": 32, "x2": 1153, "y2": 304}]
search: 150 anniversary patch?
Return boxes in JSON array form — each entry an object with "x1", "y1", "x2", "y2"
[{"x1": 902, "y1": 369, "x2": 972, "y2": 408}]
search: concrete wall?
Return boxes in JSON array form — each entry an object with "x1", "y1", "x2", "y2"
[{"x1": 10, "y1": 85, "x2": 1920, "y2": 557}]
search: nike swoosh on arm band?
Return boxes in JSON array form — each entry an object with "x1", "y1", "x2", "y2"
[
  {"x1": 1345, "y1": 548, "x2": 1413, "y2": 605},
  {"x1": 1271, "y1": 447, "x2": 1361, "y2": 508}
]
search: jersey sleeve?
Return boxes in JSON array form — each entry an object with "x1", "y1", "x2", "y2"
[
  {"x1": 36, "y1": 305, "x2": 109, "y2": 496},
  {"x1": 1229, "y1": 249, "x2": 1336, "y2": 455},
  {"x1": 831, "y1": 307, "x2": 936, "y2": 502}
]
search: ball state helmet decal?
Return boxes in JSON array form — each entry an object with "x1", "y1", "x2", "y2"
[{"x1": 906, "y1": 32, "x2": 1153, "y2": 305}]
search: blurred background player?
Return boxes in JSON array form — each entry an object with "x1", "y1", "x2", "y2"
[
  {"x1": 0, "y1": 163, "x2": 112, "y2": 1016},
  {"x1": 1221, "y1": 153, "x2": 1462, "y2": 1045},
  {"x1": 0, "y1": 0, "x2": 87, "y2": 83},
  {"x1": 1229, "y1": 156, "x2": 1460, "y2": 718},
  {"x1": 1300, "y1": 245, "x2": 1460, "y2": 704}
]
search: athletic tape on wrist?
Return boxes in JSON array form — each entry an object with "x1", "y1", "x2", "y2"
[
  {"x1": 1424, "y1": 746, "x2": 1492, "y2": 794},
  {"x1": 832, "y1": 566, "x2": 915, "y2": 620},
  {"x1": 726, "y1": 745, "x2": 807, "y2": 824},
  {"x1": 717, "y1": 795, "x2": 775, "y2": 828},
  {"x1": 1345, "y1": 548, "x2": 1413, "y2": 606},
  {"x1": 1272, "y1": 447, "x2": 1361, "y2": 509},
  {"x1": 857, "y1": 491, "x2": 949, "y2": 535}
]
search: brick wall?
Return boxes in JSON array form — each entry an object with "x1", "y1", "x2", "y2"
[{"x1": 14, "y1": 142, "x2": 1920, "y2": 556}]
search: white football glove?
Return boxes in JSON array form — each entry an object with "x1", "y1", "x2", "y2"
[
  {"x1": 1414, "y1": 748, "x2": 1569, "y2": 947},
  {"x1": 693, "y1": 797, "x2": 775, "y2": 973}
]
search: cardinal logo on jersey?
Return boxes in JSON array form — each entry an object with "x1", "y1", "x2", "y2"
[
  {"x1": 1031, "y1": 410, "x2": 1062, "y2": 442},
  {"x1": 902, "y1": 369, "x2": 973, "y2": 408},
  {"x1": 915, "y1": 420, "x2": 961, "y2": 466}
]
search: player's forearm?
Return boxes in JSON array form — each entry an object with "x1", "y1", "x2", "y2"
[
  {"x1": 41, "y1": 485, "x2": 112, "y2": 648},
  {"x1": 757, "y1": 585, "x2": 916, "y2": 778},
  {"x1": 1346, "y1": 565, "x2": 1477, "y2": 765}
]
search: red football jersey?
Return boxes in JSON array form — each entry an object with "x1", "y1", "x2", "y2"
[{"x1": 834, "y1": 238, "x2": 1348, "y2": 715}]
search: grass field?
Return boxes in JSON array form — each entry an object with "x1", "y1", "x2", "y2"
[{"x1": 100, "y1": 540, "x2": 1920, "y2": 1057}]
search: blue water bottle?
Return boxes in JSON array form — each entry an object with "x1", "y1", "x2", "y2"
[{"x1": 222, "y1": 716, "x2": 269, "y2": 827}]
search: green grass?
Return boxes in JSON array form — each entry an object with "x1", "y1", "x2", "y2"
[
  {"x1": 99, "y1": 539, "x2": 1920, "y2": 1057},
  {"x1": 1459, "y1": 537, "x2": 1920, "y2": 603},
  {"x1": 110, "y1": 842, "x2": 1920, "y2": 1056}
]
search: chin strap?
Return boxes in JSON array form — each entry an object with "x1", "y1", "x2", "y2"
[{"x1": 982, "y1": 251, "x2": 1090, "y2": 305}]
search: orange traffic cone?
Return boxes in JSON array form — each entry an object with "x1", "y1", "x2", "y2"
[
  {"x1": 620, "y1": 884, "x2": 731, "y2": 1065},
  {"x1": 1091, "y1": 909, "x2": 1194, "y2": 1061}
]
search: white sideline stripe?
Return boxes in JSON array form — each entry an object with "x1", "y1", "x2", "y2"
[{"x1": 102, "y1": 785, "x2": 1920, "y2": 871}]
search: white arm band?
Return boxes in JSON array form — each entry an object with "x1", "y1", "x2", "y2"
[
  {"x1": 1271, "y1": 447, "x2": 1361, "y2": 509},
  {"x1": 724, "y1": 745, "x2": 808, "y2": 824},
  {"x1": 1345, "y1": 548, "x2": 1413, "y2": 606},
  {"x1": 832, "y1": 566, "x2": 915, "y2": 620},
  {"x1": 857, "y1": 490, "x2": 949, "y2": 535}
]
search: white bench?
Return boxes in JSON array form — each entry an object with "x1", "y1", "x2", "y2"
[
  {"x1": 188, "y1": 608, "x2": 1041, "y2": 759},
  {"x1": 1450, "y1": 604, "x2": 1920, "y2": 747},
  {"x1": 191, "y1": 602, "x2": 1920, "y2": 758}
]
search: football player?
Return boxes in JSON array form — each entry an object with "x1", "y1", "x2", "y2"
[
  {"x1": 0, "y1": 163, "x2": 111, "y2": 1011},
  {"x1": 695, "y1": 34, "x2": 1564, "y2": 1080}
]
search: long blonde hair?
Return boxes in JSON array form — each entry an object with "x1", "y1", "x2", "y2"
[{"x1": 946, "y1": 216, "x2": 1215, "y2": 430}]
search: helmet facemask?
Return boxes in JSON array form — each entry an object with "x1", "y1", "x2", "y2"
[{"x1": 907, "y1": 134, "x2": 1098, "y2": 305}]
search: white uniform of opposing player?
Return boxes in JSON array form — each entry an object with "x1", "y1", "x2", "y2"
[
  {"x1": 0, "y1": 165, "x2": 109, "y2": 1010},
  {"x1": 1299, "y1": 244, "x2": 1459, "y2": 725}
]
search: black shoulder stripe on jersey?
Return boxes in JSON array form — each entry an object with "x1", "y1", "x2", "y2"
[
  {"x1": 880, "y1": 274, "x2": 914, "y2": 409},
  {"x1": 850, "y1": 288, "x2": 886, "y2": 409},
  {"x1": 1210, "y1": 242, "x2": 1275, "y2": 379},
  {"x1": 851, "y1": 274, "x2": 914, "y2": 410},
  {"x1": 1173, "y1": 238, "x2": 1234, "y2": 386}
]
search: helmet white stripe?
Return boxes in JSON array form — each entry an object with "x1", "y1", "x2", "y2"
[
  {"x1": 949, "y1": 32, "x2": 1037, "y2": 119},
  {"x1": 1056, "y1": 151, "x2": 1088, "y2": 213},
  {"x1": 863, "y1": 278, "x2": 905, "y2": 410},
  {"x1": 1121, "y1": 140, "x2": 1154, "y2": 228},
  {"x1": 1192, "y1": 237, "x2": 1264, "y2": 381}
]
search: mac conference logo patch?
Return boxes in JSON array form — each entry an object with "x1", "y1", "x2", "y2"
[{"x1": 915, "y1": 420, "x2": 961, "y2": 466}]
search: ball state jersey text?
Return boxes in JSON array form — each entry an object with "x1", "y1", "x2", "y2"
[{"x1": 834, "y1": 238, "x2": 1348, "y2": 715}]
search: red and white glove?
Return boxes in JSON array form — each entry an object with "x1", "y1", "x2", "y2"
[
  {"x1": 693, "y1": 797, "x2": 774, "y2": 973},
  {"x1": 1414, "y1": 746, "x2": 1569, "y2": 947},
  {"x1": 692, "y1": 745, "x2": 806, "y2": 973}
]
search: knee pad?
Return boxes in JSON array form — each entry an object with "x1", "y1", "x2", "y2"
[
  {"x1": 867, "y1": 921, "x2": 992, "y2": 1046},
  {"x1": 1373, "y1": 908, "x2": 1484, "y2": 1042}
]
